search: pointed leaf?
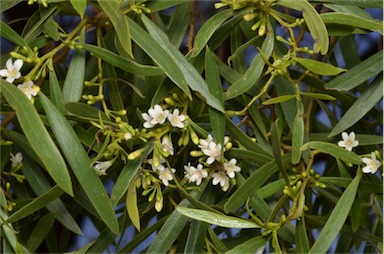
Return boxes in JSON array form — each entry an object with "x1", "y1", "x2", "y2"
[
  {"x1": 0, "y1": 20, "x2": 31, "y2": 50},
  {"x1": 325, "y1": 50, "x2": 382, "y2": 91},
  {"x1": 191, "y1": 9, "x2": 233, "y2": 57},
  {"x1": 278, "y1": 0, "x2": 329, "y2": 54},
  {"x1": 177, "y1": 207, "x2": 260, "y2": 228},
  {"x1": 300, "y1": 92, "x2": 336, "y2": 101},
  {"x1": 226, "y1": 235, "x2": 270, "y2": 254},
  {"x1": 70, "y1": 0, "x2": 87, "y2": 17},
  {"x1": 262, "y1": 94, "x2": 296, "y2": 105},
  {"x1": 6, "y1": 185, "x2": 63, "y2": 224},
  {"x1": 97, "y1": 0, "x2": 133, "y2": 58},
  {"x1": 329, "y1": 76, "x2": 382, "y2": 137},
  {"x1": 26, "y1": 213, "x2": 56, "y2": 252},
  {"x1": 309, "y1": 170, "x2": 362, "y2": 253},
  {"x1": 139, "y1": 15, "x2": 224, "y2": 112},
  {"x1": 0, "y1": 80, "x2": 73, "y2": 195},
  {"x1": 321, "y1": 12, "x2": 382, "y2": 33},
  {"x1": 296, "y1": 218, "x2": 310, "y2": 253},
  {"x1": 126, "y1": 176, "x2": 140, "y2": 231},
  {"x1": 296, "y1": 58, "x2": 346, "y2": 76},
  {"x1": 80, "y1": 43, "x2": 163, "y2": 76},
  {"x1": 291, "y1": 102, "x2": 304, "y2": 164},
  {"x1": 39, "y1": 93, "x2": 119, "y2": 234},
  {"x1": 301, "y1": 141, "x2": 362, "y2": 165}
]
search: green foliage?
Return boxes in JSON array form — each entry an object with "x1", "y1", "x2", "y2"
[{"x1": 0, "y1": 0, "x2": 382, "y2": 253}]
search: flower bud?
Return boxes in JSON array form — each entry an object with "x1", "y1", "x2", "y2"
[
  {"x1": 155, "y1": 197, "x2": 163, "y2": 212},
  {"x1": 190, "y1": 150, "x2": 203, "y2": 157},
  {"x1": 258, "y1": 23, "x2": 266, "y2": 37},
  {"x1": 243, "y1": 13, "x2": 257, "y2": 21},
  {"x1": 190, "y1": 129, "x2": 199, "y2": 145}
]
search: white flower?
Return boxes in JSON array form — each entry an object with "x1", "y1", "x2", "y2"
[
  {"x1": 223, "y1": 158, "x2": 241, "y2": 178},
  {"x1": 124, "y1": 132, "x2": 132, "y2": 140},
  {"x1": 203, "y1": 141, "x2": 222, "y2": 164},
  {"x1": 0, "y1": 58, "x2": 23, "y2": 83},
  {"x1": 142, "y1": 105, "x2": 169, "y2": 128},
  {"x1": 162, "y1": 136, "x2": 174, "y2": 156},
  {"x1": 158, "y1": 167, "x2": 176, "y2": 186},
  {"x1": 93, "y1": 161, "x2": 112, "y2": 176},
  {"x1": 184, "y1": 163, "x2": 208, "y2": 186},
  {"x1": 147, "y1": 159, "x2": 166, "y2": 172},
  {"x1": 17, "y1": 81, "x2": 38, "y2": 100},
  {"x1": 212, "y1": 171, "x2": 230, "y2": 191},
  {"x1": 198, "y1": 134, "x2": 214, "y2": 150},
  {"x1": 362, "y1": 152, "x2": 381, "y2": 174},
  {"x1": 338, "y1": 131, "x2": 359, "y2": 151},
  {"x1": 155, "y1": 197, "x2": 163, "y2": 212},
  {"x1": 10, "y1": 152, "x2": 23, "y2": 168},
  {"x1": 167, "y1": 108, "x2": 186, "y2": 128}
]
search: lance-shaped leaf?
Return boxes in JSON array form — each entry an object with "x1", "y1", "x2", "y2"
[
  {"x1": 39, "y1": 93, "x2": 119, "y2": 235},
  {"x1": 329, "y1": 76, "x2": 383, "y2": 137},
  {"x1": 291, "y1": 101, "x2": 305, "y2": 164},
  {"x1": 226, "y1": 235, "x2": 271, "y2": 254},
  {"x1": 309, "y1": 170, "x2": 362, "y2": 253},
  {"x1": 262, "y1": 94, "x2": 296, "y2": 105},
  {"x1": 126, "y1": 176, "x2": 140, "y2": 231},
  {"x1": 310, "y1": 0, "x2": 382, "y2": 8},
  {"x1": 70, "y1": 0, "x2": 86, "y2": 17},
  {"x1": 325, "y1": 50, "x2": 382, "y2": 91},
  {"x1": 80, "y1": 43, "x2": 163, "y2": 76},
  {"x1": 26, "y1": 212, "x2": 56, "y2": 253},
  {"x1": 296, "y1": 58, "x2": 346, "y2": 76},
  {"x1": 301, "y1": 141, "x2": 362, "y2": 165},
  {"x1": 0, "y1": 80, "x2": 73, "y2": 196},
  {"x1": 177, "y1": 207, "x2": 260, "y2": 228},
  {"x1": 138, "y1": 15, "x2": 224, "y2": 112},
  {"x1": 6, "y1": 185, "x2": 63, "y2": 223},
  {"x1": 97, "y1": 0, "x2": 133, "y2": 58},
  {"x1": 321, "y1": 12, "x2": 383, "y2": 34},
  {"x1": 278, "y1": 0, "x2": 329, "y2": 54},
  {"x1": 224, "y1": 20, "x2": 274, "y2": 100},
  {"x1": 0, "y1": 20, "x2": 31, "y2": 50},
  {"x1": 191, "y1": 9, "x2": 233, "y2": 58}
]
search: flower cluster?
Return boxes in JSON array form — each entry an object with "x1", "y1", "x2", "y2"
[
  {"x1": 338, "y1": 131, "x2": 381, "y2": 174},
  {"x1": 142, "y1": 105, "x2": 186, "y2": 129},
  {"x1": 0, "y1": 58, "x2": 40, "y2": 101}
]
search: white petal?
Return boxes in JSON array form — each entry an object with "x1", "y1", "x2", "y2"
[
  {"x1": 14, "y1": 59, "x2": 24, "y2": 70},
  {"x1": 362, "y1": 166, "x2": 372, "y2": 174},
  {"x1": 6, "y1": 59, "x2": 13, "y2": 70},
  {"x1": 0, "y1": 69, "x2": 8, "y2": 77},
  {"x1": 341, "y1": 132, "x2": 349, "y2": 140},
  {"x1": 349, "y1": 131, "x2": 355, "y2": 140}
]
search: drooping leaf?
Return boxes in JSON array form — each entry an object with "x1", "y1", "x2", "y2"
[
  {"x1": 97, "y1": 0, "x2": 133, "y2": 58},
  {"x1": 291, "y1": 101, "x2": 305, "y2": 164},
  {"x1": 70, "y1": 0, "x2": 87, "y2": 17},
  {"x1": 278, "y1": 0, "x2": 329, "y2": 54},
  {"x1": 321, "y1": 12, "x2": 383, "y2": 33},
  {"x1": 126, "y1": 176, "x2": 140, "y2": 231},
  {"x1": 226, "y1": 235, "x2": 271, "y2": 254},
  {"x1": 39, "y1": 93, "x2": 119, "y2": 235},
  {"x1": 0, "y1": 80, "x2": 73, "y2": 196},
  {"x1": 26, "y1": 212, "x2": 56, "y2": 252},
  {"x1": 177, "y1": 207, "x2": 260, "y2": 228}
]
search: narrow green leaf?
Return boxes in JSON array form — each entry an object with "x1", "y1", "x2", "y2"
[
  {"x1": 292, "y1": 101, "x2": 305, "y2": 164},
  {"x1": 0, "y1": 0, "x2": 23, "y2": 12},
  {"x1": 70, "y1": 0, "x2": 87, "y2": 17},
  {"x1": 138, "y1": 15, "x2": 224, "y2": 112},
  {"x1": 0, "y1": 20, "x2": 31, "y2": 50},
  {"x1": 226, "y1": 117, "x2": 273, "y2": 159},
  {"x1": 65, "y1": 102, "x2": 109, "y2": 121},
  {"x1": 1, "y1": 80, "x2": 73, "y2": 195},
  {"x1": 43, "y1": 17, "x2": 60, "y2": 41},
  {"x1": 224, "y1": 155, "x2": 290, "y2": 213},
  {"x1": 206, "y1": 47, "x2": 225, "y2": 146},
  {"x1": 226, "y1": 148, "x2": 272, "y2": 167},
  {"x1": 321, "y1": 12, "x2": 382, "y2": 33},
  {"x1": 224, "y1": 20, "x2": 274, "y2": 100},
  {"x1": 167, "y1": 2, "x2": 190, "y2": 48},
  {"x1": 309, "y1": 0, "x2": 382, "y2": 8},
  {"x1": 208, "y1": 227, "x2": 228, "y2": 253},
  {"x1": 278, "y1": 0, "x2": 329, "y2": 54},
  {"x1": 39, "y1": 93, "x2": 119, "y2": 234},
  {"x1": 296, "y1": 58, "x2": 346, "y2": 76},
  {"x1": 126, "y1": 176, "x2": 140, "y2": 231},
  {"x1": 177, "y1": 207, "x2": 259, "y2": 228},
  {"x1": 49, "y1": 69, "x2": 66, "y2": 113},
  {"x1": 301, "y1": 141, "x2": 362, "y2": 165},
  {"x1": 62, "y1": 28, "x2": 85, "y2": 103},
  {"x1": 275, "y1": 76, "x2": 297, "y2": 130},
  {"x1": 262, "y1": 94, "x2": 296, "y2": 105},
  {"x1": 144, "y1": 0, "x2": 185, "y2": 11},
  {"x1": 80, "y1": 43, "x2": 163, "y2": 76},
  {"x1": 191, "y1": 9, "x2": 233, "y2": 58},
  {"x1": 21, "y1": 154, "x2": 83, "y2": 235},
  {"x1": 97, "y1": 0, "x2": 132, "y2": 58},
  {"x1": 309, "y1": 170, "x2": 362, "y2": 253},
  {"x1": 321, "y1": 177, "x2": 382, "y2": 193},
  {"x1": 1, "y1": 209, "x2": 30, "y2": 254},
  {"x1": 296, "y1": 218, "x2": 310, "y2": 253},
  {"x1": 111, "y1": 156, "x2": 144, "y2": 207},
  {"x1": 271, "y1": 119, "x2": 289, "y2": 183},
  {"x1": 226, "y1": 235, "x2": 270, "y2": 254},
  {"x1": 26, "y1": 213, "x2": 56, "y2": 252},
  {"x1": 329, "y1": 76, "x2": 383, "y2": 137},
  {"x1": 325, "y1": 50, "x2": 382, "y2": 91},
  {"x1": 6, "y1": 185, "x2": 63, "y2": 224},
  {"x1": 300, "y1": 92, "x2": 336, "y2": 101},
  {"x1": 256, "y1": 179, "x2": 285, "y2": 199},
  {"x1": 147, "y1": 199, "x2": 190, "y2": 253}
]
